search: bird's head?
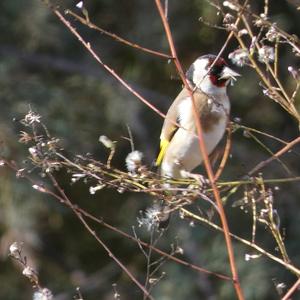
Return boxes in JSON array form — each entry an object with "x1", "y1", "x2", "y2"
[{"x1": 186, "y1": 54, "x2": 240, "y2": 94}]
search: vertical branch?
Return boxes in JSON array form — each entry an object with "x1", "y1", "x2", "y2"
[
  {"x1": 250, "y1": 190, "x2": 257, "y2": 244},
  {"x1": 274, "y1": 37, "x2": 279, "y2": 77},
  {"x1": 214, "y1": 127, "x2": 232, "y2": 181},
  {"x1": 154, "y1": 1, "x2": 244, "y2": 299}
]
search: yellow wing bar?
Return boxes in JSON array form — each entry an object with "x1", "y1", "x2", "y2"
[{"x1": 155, "y1": 139, "x2": 169, "y2": 166}]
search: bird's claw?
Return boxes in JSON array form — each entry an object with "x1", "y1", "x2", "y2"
[{"x1": 180, "y1": 170, "x2": 209, "y2": 186}]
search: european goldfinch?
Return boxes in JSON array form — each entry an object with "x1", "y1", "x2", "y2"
[{"x1": 156, "y1": 54, "x2": 240, "y2": 179}]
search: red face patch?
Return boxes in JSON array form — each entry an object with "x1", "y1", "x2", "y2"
[{"x1": 207, "y1": 57, "x2": 228, "y2": 87}]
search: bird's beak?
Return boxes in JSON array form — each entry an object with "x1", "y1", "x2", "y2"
[{"x1": 219, "y1": 66, "x2": 241, "y2": 81}]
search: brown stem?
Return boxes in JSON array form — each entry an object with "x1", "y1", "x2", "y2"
[
  {"x1": 281, "y1": 277, "x2": 300, "y2": 300},
  {"x1": 48, "y1": 174, "x2": 155, "y2": 300},
  {"x1": 181, "y1": 208, "x2": 300, "y2": 277},
  {"x1": 248, "y1": 136, "x2": 300, "y2": 176},
  {"x1": 214, "y1": 127, "x2": 232, "y2": 181},
  {"x1": 65, "y1": 10, "x2": 172, "y2": 59},
  {"x1": 154, "y1": 1, "x2": 244, "y2": 299}
]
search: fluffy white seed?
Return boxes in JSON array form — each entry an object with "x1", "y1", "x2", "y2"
[
  {"x1": 9, "y1": 242, "x2": 21, "y2": 257},
  {"x1": 125, "y1": 150, "x2": 143, "y2": 173},
  {"x1": 258, "y1": 46, "x2": 275, "y2": 63},
  {"x1": 228, "y1": 49, "x2": 249, "y2": 67}
]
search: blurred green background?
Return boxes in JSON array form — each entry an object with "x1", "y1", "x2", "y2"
[{"x1": 0, "y1": 1, "x2": 300, "y2": 299}]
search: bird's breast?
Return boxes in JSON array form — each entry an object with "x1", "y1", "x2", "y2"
[
  {"x1": 177, "y1": 95, "x2": 230, "y2": 132},
  {"x1": 170, "y1": 96, "x2": 230, "y2": 172}
]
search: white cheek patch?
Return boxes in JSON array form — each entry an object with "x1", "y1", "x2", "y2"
[
  {"x1": 192, "y1": 58, "x2": 227, "y2": 95},
  {"x1": 192, "y1": 59, "x2": 208, "y2": 86}
]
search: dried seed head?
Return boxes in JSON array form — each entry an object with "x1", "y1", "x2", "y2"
[
  {"x1": 223, "y1": 1, "x2": 239, "y2": 11},
  {"x1": 238, "y1": 29, "x2": 248, "y2": 37},
  {"x1": 288, "y1": 66, "x2": 299, "y2": 80},
  {"x1": 223, "y1": 13, "x2": 234, "y2": 24},
  {"x1": 29, "y1": 147, "x2": 38, "y2": 158},
  {"x1": 125, "y1": 150, "x2": 143, "y2": 173},
  {"x1": 228, "y1": 49, "x2": 249, "y2": 67},
  {"x1": 266, "y1": 26, "x2": 278, "y2": 42},
  {"x1": 22, "y1": 266, "x2": 38, "y2": 282},
  {"x1": 23, "y1": 110, "x2": 41, "y2": 125},
  {"x1": 9, "y1": 242, "x2": 21, "y2": 258},
  {"x1": 137, "y1": 204, "x2": 169, "y2": 231},
  {"x1": 258, "y1": 46, "x2": 275, "y2": 63},
  {"x1": 33, "y1": 288, "x2": 53, "y2": 300}
]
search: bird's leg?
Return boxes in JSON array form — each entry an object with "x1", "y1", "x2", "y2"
[{"x1": 180, "y1": 170, "x2": 209, "y2": 186}]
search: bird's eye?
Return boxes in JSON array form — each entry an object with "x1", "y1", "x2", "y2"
[{"x1": 209, "y1": 64, "x2": 224, "y2": 76}]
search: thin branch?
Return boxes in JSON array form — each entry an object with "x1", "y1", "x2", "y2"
[
  {"x1": 248, "y1": 136, "x2": 300, "y2": 176},
  {"x1": 2, "y1": 159, "x2": 231, "y2": 281},
  {"x1": 214, "y1": 126, "x2": 232, "y2": 181},
  {"x1": 65, "y1": 10, "x2": 172, "y2": 59},
  {"x1": 180, "y1": 208, "x2": 300, "y2": 277},
  {"x1": 50, "y1": 8, "x2": 167, "y2": 121},
  {"x1": 154, "y1": 1, "x2": 244, "y2": 298},
  {"x1": 281, "y1": 277, "x2": 300, "y2": 300},
  {"x1": 47, "y1": 174, "x2": 155, "y2": 300}
]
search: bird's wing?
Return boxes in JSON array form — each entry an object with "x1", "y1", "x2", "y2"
[{"x1": 155, "y1": 88, "x2": 197, "y2": 166}]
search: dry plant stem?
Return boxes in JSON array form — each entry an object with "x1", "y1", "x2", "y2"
[
  {"x1": 220, "y1": 177, "x2": 300, "y2": 186},
  {"x1": 281, "y1": 277, "x2": 300, "y2": 300},
  {"x1": 274, "y1": 37, "x2": 279, "y2": 78},
  {"x1": 249, "y1": 136, "x2": 300, "y2": 176},
  {"x1": 4, "y1": 159, "x2": 300, "y2": 278},
  {"x1": 241, "y1": 16, "x2": 291, "y2": 104},
  {"x1": 206, "y1": 0, "x2": 249, "y2": 73},
  {"x1": 47, "y1": 173, "x2": 155, "y2": 300},
  {"x1": 247, "y1": 131, "x2": 291, "y2": 175},
  {"x1": 50, "y1": 8, "x2": 192, "y2": 143},
  {"x1": 259, "y1": 181, "x2": 289, "y2": 262},
  {"x1": 78, "y1": 209, "x2": 231, "y2": 281},
  {"x1": 233, "y1": 31, "x2": 300, "y2": 121},
  {"x1": 2, "y1": 160, "x2": 230, "y2": 281},
  {"x1": 181, "y1": 208, "x2": 300, "y2": 277},
  {"x1": 235, "y1": 124, "x2": 291, "y2": 146},
  {"x1": 154, "y1": 1, "x2": 244, "y2": 299},
  {"x1": 51, "y1": 9, "x2": 166, "y2": 121},
  {"x1": 250, "y1": 190, "x2": 257, "y2": 244},
  {"x1": 50, "y1": 4, "x2": 236, "y2": 152},
  {"x1": 65, "y1": 10, "x2": 172, "y2": 59},
  {"x1": 223, "y1": 136, "x2": 300, "y2": 219},
  {"x1": 214, "y1": 127, "x2": 232, "y2": 181},
  {"x1": 291, "y1": 82, "x2": 300, "y2": 102},
  {"x1": 234, "y1": 2, "x2": 300, "y2": 55}
]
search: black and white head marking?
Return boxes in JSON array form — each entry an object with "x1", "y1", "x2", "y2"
[{"x1": 187, "y1": 55, "x2": 227, "y2": 87}]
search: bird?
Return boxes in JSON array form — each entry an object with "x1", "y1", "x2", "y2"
[{"x1": 155, "y1": 54, "x2": 240, "y2": 180}]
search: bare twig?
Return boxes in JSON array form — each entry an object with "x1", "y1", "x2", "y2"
[
  {"x1": 181, "y1": 208, "x2": 300, "y2": 277},
  {"x1": 248, "y1": 136, "x2": 300, "y2": 176},
  {"x1": 281, "y1": 277, "x2": 300, "y2": 300},
  {"x1": 48, "y1": 173, "x2": 155, "y2": 300},
  {"x1": 65, "y1": 10, "x2": 172, "y2": 59},
  {"x1": 154, "y1": 1, "x2": 244, "y2": 298}
]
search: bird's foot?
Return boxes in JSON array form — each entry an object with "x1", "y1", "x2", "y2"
[{"x1": 180, "y1": 170, "x2": 209, "y2": 186}]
